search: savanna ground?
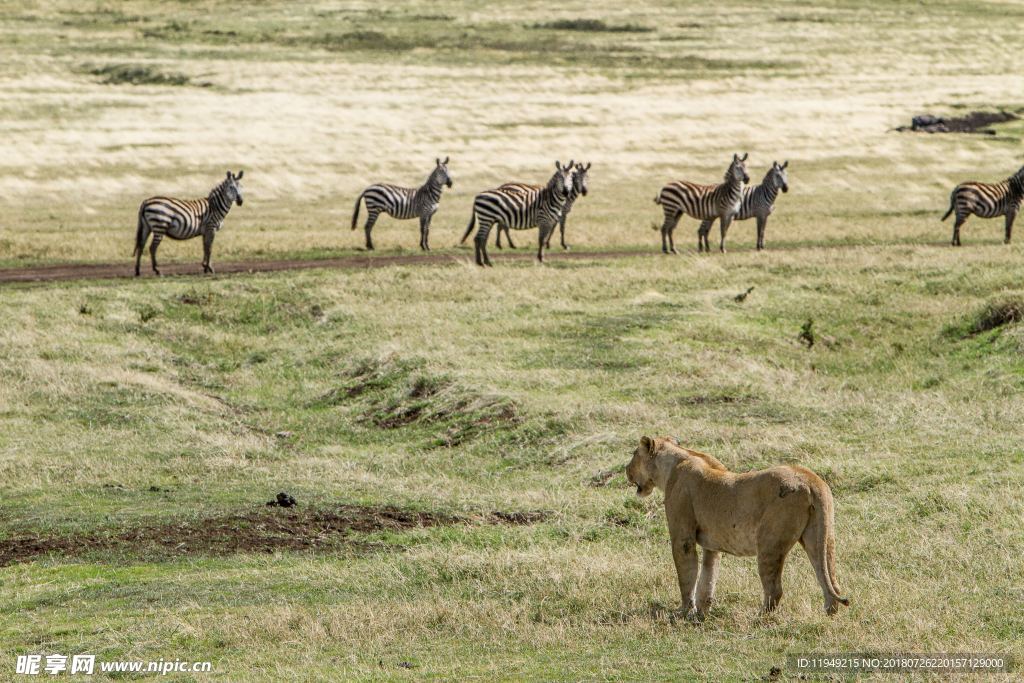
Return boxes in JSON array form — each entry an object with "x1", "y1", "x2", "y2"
[{"x1": 2, "y1": 1, "x2": 1024, "y2": 680}]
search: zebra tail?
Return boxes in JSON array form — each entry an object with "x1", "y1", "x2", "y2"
[
  {"x1": 460, "y1": 212, "x2": 476, "y2": 245},
  {"x1": 351, "y1": 191, "x2": 364, "y2": 230},
  {"x1": 133, "y1": 206, "x2": 145, "y2": 257},
  {"x1": 653, "y1": 192, "x2": 662, "y2": 205},
  {"x1": 940, "y1": 196, "x2": 954, "y2": 221}
]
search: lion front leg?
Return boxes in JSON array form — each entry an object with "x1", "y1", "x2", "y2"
[{"x1": 670, "y1": 532, "x2": 699, "y2": 618}]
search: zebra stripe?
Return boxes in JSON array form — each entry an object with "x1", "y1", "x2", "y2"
[
  {"x1": 460, "y1": 161, "x2": 574, "y2": 266},
  {"x1": 352, "y1": 157, "x2": 452, "y2": 251},
  {"x1": 942, "y1": 165, "x2": 1024, "y2": 245},
  {"x1": 699, "y1": 160, "x2": 788, "y2": 251},
  {"x1": 133, "y1": 170, "x2": 244, "y2": 277},
  {"x1": 655, "y1": 153, "x2": 749, "y2": 254},
  {"x1": 495, "y1": 162, "x2": 590, "y2": 250}
]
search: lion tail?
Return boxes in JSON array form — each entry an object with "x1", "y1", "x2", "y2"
[{"x1": 811, "y1": 480, "x2": 850, "y2": 610}]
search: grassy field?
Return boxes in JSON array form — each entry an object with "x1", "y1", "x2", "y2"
[{"x1": 3, "y1": 1, "x2": 1024, "y2": 681}]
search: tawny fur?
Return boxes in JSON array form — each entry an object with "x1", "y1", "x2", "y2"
[{"x1": 625, "y1": 436, "x2": 849, "y2": 618}]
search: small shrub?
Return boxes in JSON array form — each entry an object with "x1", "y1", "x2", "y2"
[
  {"x1": 798, "y1": 318, "x2": 815, "y2": 348},
  {"x1": 138, "y1": 305, "x2": 158, "y2": 323}
]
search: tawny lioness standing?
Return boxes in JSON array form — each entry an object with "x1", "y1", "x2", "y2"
[{"x1": 626, "y1": 436, "x2": 849, "y2": 618}]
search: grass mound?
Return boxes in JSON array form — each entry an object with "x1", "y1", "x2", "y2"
[
  {"x1": 314, "y1": 31, "x2": 414, "y2": 52},
  {"x1": 318, "y1": 355, "x2": 519, "y2": 447},
  {"x1": 532, "y1": 19, "x2": 652, "y2": 33},
  {"x1": 86, "y1": 63, "x2": 194, "y2": 86},
  {"x1": 948, "y1": 296, "x2": 1024, "y2": 337}
]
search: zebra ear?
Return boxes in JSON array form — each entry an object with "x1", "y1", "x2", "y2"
[
  {"x1": 236, "y1": 170, "x2": 243, "y2": 179},
  {"x1": 443, "y1": 156, "x2": 449, "y2": 164},
  {"x1": 556, "y1": 161, "x2": 562, "y2": 170},
  {"x1": 436, "y1": 157, "x2": 440, "y2": 165},
  {"x1": 585, "y1": 162, "x2": 591, "y2": 170},
  {"x1": 226, "y1": 171, "x2": 232, "y2": 179},
  {"x1": 740, "y1": 153, "x2": 748, "y2": 161},
  {"x1": 782, "y1": 160, "x2": 788, "y2": 169},
  {"x1": 567, "y1": 159, "x2": 574, "y2": 168}
]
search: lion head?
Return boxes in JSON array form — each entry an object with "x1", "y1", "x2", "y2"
[{"x1": 626, "y1": 436, "x2": 659, "y2": 497}]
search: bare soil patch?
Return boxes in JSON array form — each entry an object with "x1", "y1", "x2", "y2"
[
  {"x1": 0, "y1": 504, "x2": 550, "y2": 566},
  {"x1": 0, "y1": 251, "x2": 649, "y2": 285}
]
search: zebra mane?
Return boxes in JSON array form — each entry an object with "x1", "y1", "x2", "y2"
[
  {"x1": 209, "y1": 178, "x2": 232, "y2": 201},
  {"x1": 1010, "y1": 167, "x2": 1024, "y2": 195},
  {"x1": 427, "y1": 165, "x2": 446, "y2": 185}
]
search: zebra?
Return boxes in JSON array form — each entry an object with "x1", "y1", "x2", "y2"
[
  {"x1": 351, "y1": 157, "x2": 452, "y2": 251},
  {"x1": 459, "y1": 160, "x2": 574, "y2": 267},
  {"x1": 942, "y1": 165, "x2": 1024, "y2": 246},
  {"x1": 654, "y1": 153, "x2": 749, "y2": 254},
  {"x1": 494, "y1": 162, "x2": 591, "y2": 251},
  {"x1": 698, "y1": 160, "x2": 788, "y2": 251},
  {"x1": 133, "y1": 170, "x2": 244, "y2": 277}
]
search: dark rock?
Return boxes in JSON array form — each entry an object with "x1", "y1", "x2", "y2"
[{"x1": 267, "y1": 492, "x2": 297, "y2": 508}]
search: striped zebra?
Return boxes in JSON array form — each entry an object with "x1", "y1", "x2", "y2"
[
  {"x1": 495, "y1": 162, "x2": 590, "y2": 251},
  {"x1": 654, "y1": 153, "x2": 749, "y2": 254},
  {"x1": 351, "y1": 157, "x2": 453, "y2": 251},
  {"x1": 698, "y1": 160, "x2": 788, "y2": 251},
  {"x1": 942, "y1": 165, "x2": 1024, "y2": 245},
  {"x1": 133, "y1": 171, "x2": 244, "y2": 277},
  {"x1": 459, "y1": 160, "x2": 574, "y2": 266}
]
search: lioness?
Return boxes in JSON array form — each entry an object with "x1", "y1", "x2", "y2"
[{"x1": 626, "y1": 436, "x2": 849, "y2": 617}]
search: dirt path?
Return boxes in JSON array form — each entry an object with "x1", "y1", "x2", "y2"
[
  {"x1": 0, "y1": 249, "x2": 648, "y2": 284},
  {"x1": 0, "y1": 240, "x2": 955, "y2": 285}
]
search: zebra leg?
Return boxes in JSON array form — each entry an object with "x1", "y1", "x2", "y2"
[
  {"x1": 134, "y1": 225, "x2": 150, "y2": 277},
  {"x1": 558, "y1": 214, "x2": 569, "y2": 250},
  {"x1": 698, "y1": 219, "x2": 713, "y2": 253},
  {"x1": 719, "y1": 215, "x2": 733, "y2": 253},
  {"x1": 202, "y1": 230, "x2": 215, "y2": 274},
  {"x1": 1005, "y1": 210, "x2": 1016, "y2": 244},
  {"x1": 952, "y1": 214, "x2": 966, "y2": 246},
  {"x1": 756, "y1": 216, "x2": 767, "y2": 251},
  {"x1": 363, "y1": 210, "x2": 380, "y2": 250},
  {"x1": 504, "y1": 225, "x2": 516, "y2": 249},
  {"x1": 661, "y1": 210, "x2": 681, "y2": 254},
  {"x1": 495, "y1": 225, "x2": 504, "y2": 249},
  {"x1": 149, "y1": 234, "x2": 163, "y2": 276},
  {"x1": 474, "y1": 219, "x2": 494, "y2": 267},
  {"x1": 419, "y1": 216, "x2": 428, "y2": 251},
  {"x1": 537, "y1": 224, "x2": 553, "y2": 263}
]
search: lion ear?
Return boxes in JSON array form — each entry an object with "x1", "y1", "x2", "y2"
[{"x1": 640, "y1": 435, "x2": 653, "y2": 452}]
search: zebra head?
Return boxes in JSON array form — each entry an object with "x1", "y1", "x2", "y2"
[
  {"x1": 727, "y1": 153, "x2": 749, "y2": 185},
  {"x1": 222, "y1": 170, "x2": 244, "y2": 206},
  {"x1": 552, "y1": 160, "x2": 575, "y2": 197},
  {"x1": 432, "y1": 156, "x2": 453, "y2": 189},
  {"x1": 769, "y1": 160, "x2": 789, "y2": 193},
  {"x1": 573, "y1": 162, "x2": 591, "y2": 197}
]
